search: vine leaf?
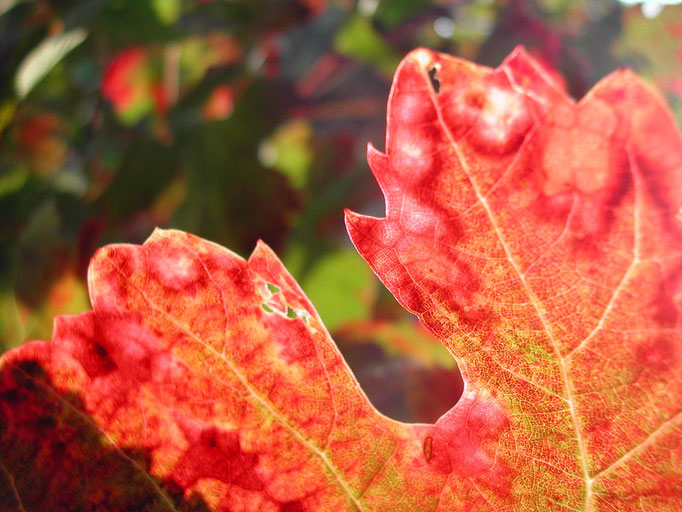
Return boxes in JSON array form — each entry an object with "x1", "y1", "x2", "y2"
[{"x1": 2, "y1": 48, "x2": 681, "y2": 511}]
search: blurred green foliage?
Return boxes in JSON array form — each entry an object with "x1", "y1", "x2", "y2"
[{"x1": 0, "y1": 0, "x2": 680, "y2": 422}]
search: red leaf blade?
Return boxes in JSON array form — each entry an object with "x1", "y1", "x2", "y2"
[{"x1": 347, "y1": 47, "x2": 682, "y2": 510}]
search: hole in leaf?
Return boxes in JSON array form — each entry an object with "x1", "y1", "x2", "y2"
[
  {"x1": 261, "y1": 303, "x2": 274, "y2": 313},
  {"x1": 333, "y1": 282, "x2": 463, "y2": 425},
  {"x1": 428, "y1": 64, "x2": 441, "y2": 94},
  {"x1": 266, "y1": 283, "x2": 281, "y2": 294},
  {"x1": 336, "y1": 332, "x2": 463, "y2": 424},
  {"x1": 286, "y1": 306, "x2": 297, "y2": 319},
  {"x1": 299, "y1": 249, "x2": 461, "y2": 424}
]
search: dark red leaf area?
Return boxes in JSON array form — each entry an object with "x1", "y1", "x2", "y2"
[
  {"x1": 429, "y1": 398, "x2": 510, "y2": 487},
  {"x1": 0, "y1": 357, "x2": 198, "y2": 512},
  {"x1": 0, "y1": 315, "x2": 305, "y2": 512}
]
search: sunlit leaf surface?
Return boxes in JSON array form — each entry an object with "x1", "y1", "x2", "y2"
[{"x1": 1, "y1": 48, "x2": 681, "y2": 511}]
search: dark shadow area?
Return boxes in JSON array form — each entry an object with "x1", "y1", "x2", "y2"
[{"x1": 0, "y1": 359, "x2": 212, "y2": 512}]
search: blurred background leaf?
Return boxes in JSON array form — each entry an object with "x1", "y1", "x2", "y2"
[
  {"x1": 15, "y1": 27, "x2": 87, "y2": 97},
  {"x1": 0, "y1": 0, "x2": 680, "y2": 423}
]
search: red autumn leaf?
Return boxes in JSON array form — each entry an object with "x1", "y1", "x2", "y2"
[
  {"x1": 102, "y1": 47, "x2": 168, "y2": 123},
  {"x1": 14, "y1": 112, "x2": 67, "y2": 176},
  {"x1": 1, "y1": 47, "x2": 681, "y2": 511},
  {"x1": 202, "y1": 85, "x2": 235, "y2": 121},
  {"x1": 346, "y1": 47, "x2": 682, "y2": 509},
  {"x1": 102, "y1": 47, "x2": 150, "y2": 111}
]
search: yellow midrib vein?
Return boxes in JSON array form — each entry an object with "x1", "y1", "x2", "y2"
[{"x1": 420, "y1": 61, "x2": 593, "y2": 508}]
